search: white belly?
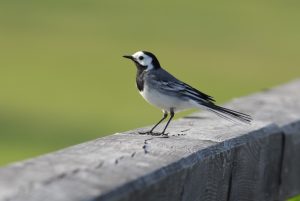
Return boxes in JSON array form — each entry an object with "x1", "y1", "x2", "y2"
[{"x1": 139, "y1": 86, "x2": 194, "y2": 112}]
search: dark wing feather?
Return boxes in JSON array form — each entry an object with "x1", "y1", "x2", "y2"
[
  {"x1": 179, "y1": 82, "x2": 215, "y2": 102},
  {"x1": 148, "y1": 69, "x2": 215, "y2": 104}
]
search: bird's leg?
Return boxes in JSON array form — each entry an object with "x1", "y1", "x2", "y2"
[
  {"x1": 160, "y1": 109, "x2": 175, "y2": 135},
  {"x1": 139, "y1": 111, "x2": 168, "y2": 135}
]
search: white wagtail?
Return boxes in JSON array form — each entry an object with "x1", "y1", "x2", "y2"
[{"x1": 123, "y1": 51, "x2": 252, "y2": 136}]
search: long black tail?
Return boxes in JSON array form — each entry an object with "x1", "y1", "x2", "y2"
[{"x1": 204, "y1": 104, "x2": 252, "y2": 124}]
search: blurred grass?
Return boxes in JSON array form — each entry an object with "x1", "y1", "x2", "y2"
[{"x1": 0, "y1": 0, "x2": 300, "y2": 167}]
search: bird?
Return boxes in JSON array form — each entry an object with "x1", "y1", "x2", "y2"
[{"x1": 123, "y1": 51, "x2": 252, "y2": 136}]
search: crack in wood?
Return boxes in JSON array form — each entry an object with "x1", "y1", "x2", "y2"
[
  {"x1": 115, "y1": 156, "x2": 125, "y2": 165},
  {"x1": 131, "y1": 152, "x2": 136, "y2": 158},
  {"x1": 226, "y1": 168, "x2": 233, "y2": 201},
  {"x1": 143, "y1": 137, "x2": 154, "y2": 154},
  {"x1": 278, "y1": 132, "x2": 286, "y2": 194}
]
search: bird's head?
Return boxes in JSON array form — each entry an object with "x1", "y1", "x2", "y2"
[{"x1": 123, "y1": 51, "x2": 161, "y2": 70}]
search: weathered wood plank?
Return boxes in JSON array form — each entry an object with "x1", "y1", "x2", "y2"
[
  {"x1": 0, "y1": 79, "x2": 300, "y2": 201},
  {"x1": 228, "y1": 130, "x2": 283, "y2": 201},
  {"x1": 279, "y1": 121, "x2": 300, "y2": 200},
  {"x1": 226, "y1": 79, "x2": 300, "y2": 200}
]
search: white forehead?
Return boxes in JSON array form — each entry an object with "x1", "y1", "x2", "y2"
[
  {"x1": 132, "y1": 51, "x2": 147, "y2": 58},
  {"x1": 131, "y1": 51, "x2": 154, "y2": 70}
]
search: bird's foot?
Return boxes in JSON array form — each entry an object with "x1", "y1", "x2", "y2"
[
  {"x1": 138, "y1": 131, "x2": 169, "y2": 138},
  {"x1": 159, "y1": 133, "x2": 169, "y2": 138},
  {"x1": 138, "y1": 131, "x2": 151, "y2": 135}
]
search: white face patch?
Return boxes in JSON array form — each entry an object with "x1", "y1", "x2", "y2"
[{"x1": 132, "y1": 51, "x2": 154, "y2": 70}]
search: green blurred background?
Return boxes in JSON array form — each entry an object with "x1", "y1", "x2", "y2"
[
  {"x1": 1, "y1": 1, "x2": 300, "y2": 199},
  {"x1": 0, "y1": 0, "x2": 299, "y2": 167}
]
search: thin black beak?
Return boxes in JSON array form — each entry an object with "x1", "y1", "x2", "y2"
[{"x1": 123, "y1": 55, "x2": 134, "y2": 60}]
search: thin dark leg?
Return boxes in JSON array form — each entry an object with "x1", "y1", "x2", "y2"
[
  {"x1": 161, "y1": 110, "x2": 175, "y2": 134},
  {"x1": 139, "y1": 112, "x2": 168, "y2": 134},
  {"x1": 149, "y1": 112, "x2": 168, "y2": 133}
]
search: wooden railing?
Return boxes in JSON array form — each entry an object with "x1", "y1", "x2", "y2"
[{"x1": 1, "y1": 79, "x2": 300, "y2": 201}]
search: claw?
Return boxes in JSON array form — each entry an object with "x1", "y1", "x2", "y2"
[
  {"x1": 138, "y1": 131, "x2": 169, "y2": 137},
  {"x1": 160, "y1": 133, "x2": 169, "y2": 138},
  {"x1": 138, "y1": 131, "x2": 149, "y2": 135}
]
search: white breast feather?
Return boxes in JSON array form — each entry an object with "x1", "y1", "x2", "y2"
[{"x1": 139, "y1": 85, "x2": 195, "y2": 112}]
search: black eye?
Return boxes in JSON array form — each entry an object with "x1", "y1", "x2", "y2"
[{"x1": 139, "y1": 56, "x2": 144, "y2": 60}]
